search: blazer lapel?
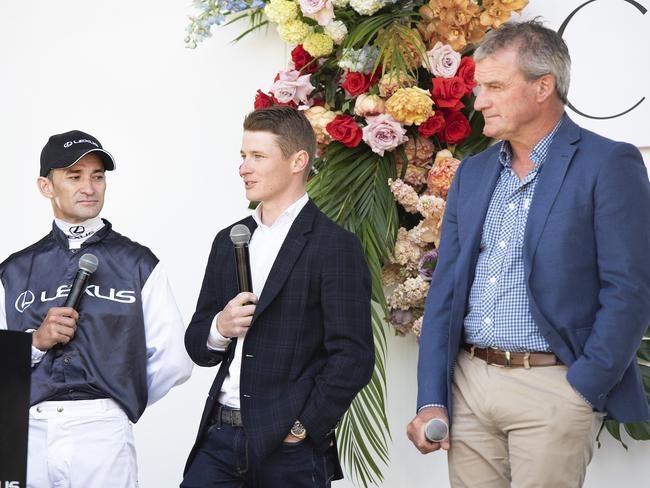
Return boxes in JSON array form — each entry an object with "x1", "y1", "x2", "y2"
[
  {"x1": 523, "y1": 115, "x2": 580, "y2": 277},
  {"x1": 251, "y1": 200, "x2": 316, "y2": 322}
]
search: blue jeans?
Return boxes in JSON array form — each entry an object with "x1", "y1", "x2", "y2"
[{"x1": 181, "y1": 418, "x2": 337, "y2": 488}]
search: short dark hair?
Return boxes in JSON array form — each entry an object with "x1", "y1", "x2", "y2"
[
  {"x1": 474, "y1": 19, "x2": 571, "y2": 104},
  {"x1": 243, "y1": 106, "x2": 317, "y2": 166}
]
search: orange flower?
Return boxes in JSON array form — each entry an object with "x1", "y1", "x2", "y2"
[{"x1": 480, "y1": 1, "x2": 513, "y2": 30}]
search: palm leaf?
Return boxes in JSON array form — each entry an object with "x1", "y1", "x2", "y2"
[{"x1": 308, "y1": 142, "x2": 398, "y2": 486}]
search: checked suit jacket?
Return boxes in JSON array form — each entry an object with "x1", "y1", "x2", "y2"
[{"x1": 184, "y1": 199, "x2": 374, "y2": 474}]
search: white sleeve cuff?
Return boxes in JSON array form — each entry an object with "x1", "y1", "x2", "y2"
[
  {"x1": 31, "y1": 345, "x2": 46, "y2": 366},
  {"x1": 207, "y1": 313, "x2": 231, "y2": 351},
  {"x1": 418, "y1": 403, "x2": 447, "y2": 413}
]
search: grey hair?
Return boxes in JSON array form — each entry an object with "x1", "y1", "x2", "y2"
[{"x1": 474, "y1": 19, "x2": 571, "y2": 104}]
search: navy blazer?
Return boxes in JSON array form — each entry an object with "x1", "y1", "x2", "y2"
[
  {"x1": 417, "y1": 115, "x2": 650, "y2": 422},
  {"x1": 184, "y1": 200, "x2": 374, "y2": 474}
]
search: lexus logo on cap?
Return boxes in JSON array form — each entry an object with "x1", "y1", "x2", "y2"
[
  {"x1": 70, "y1": 226, "x2": 85, "y2": 235},
  {"x1": 63, "y1": 139, "x2": 99, "y2": 149},
  {"x1": 15, "y1": 290, "x2": 35, "y2": 313}
]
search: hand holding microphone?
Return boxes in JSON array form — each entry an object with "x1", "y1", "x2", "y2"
[
  {"x1": 424, "y1": 418, "x2": 449, "y2": 442},
  {"x1": 33, "y1": 253, "x2": 98, "y2": 351},
  {"x1": 215, "y1": 225, "x2": 258, "y2": 339},
  {"x1": 406, "y1": 405, "x2": 450, "y2": 454}
]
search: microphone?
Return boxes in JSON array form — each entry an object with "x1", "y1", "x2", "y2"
[
  {"x1": 64, "y1": 253, "x2": 99, "y2": 310},
  {"x1": 229, "y1": 224, "x2": 252, "y2": 293},
  {"x1": 424, "y1": 418, "x2": 449, "y2": 442}
]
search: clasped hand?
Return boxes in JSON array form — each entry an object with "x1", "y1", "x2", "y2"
[{"x1": 216, "y1": 292, "x2": 258, "y2": 338}]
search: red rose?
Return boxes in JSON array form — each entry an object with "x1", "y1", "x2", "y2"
[
  {"x1": 291, "y1": 45, "x2": 317, "y2": 74},
  {"x1": 457, "y1": 57, "x2": 476, "y2": 95},
  {"x1": 431, "y1": 77, "x2": 466, "y2": 110},
  {"x1": 326, "y1": 114, "x2": 363, "y2": 148},
  {"x1": 440, "y1": 110, "x2": 471, "y2": 145},
  {"x1": 342, "y1": 71, "x2": 371, "y2": 96},
  {"x1": 311, "y1": 97, "x2": 325, "y2": 107},
  {"x1": 254, "y1": 90, "x2": 274, "y2": 110},
  {"x1": 418, "y1": 112, "x2": 446, "y2": 138},
  {"x1": 271, "y1": 95, "x2": 298, "y2": 108}
]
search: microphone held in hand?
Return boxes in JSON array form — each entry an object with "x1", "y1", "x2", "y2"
[
  {"x1": 64, "y1": 253, "x2": 99, "y2": 310},
  {"x1": 229, "y1": 224, "x2": 252, "y2": 293},
  {"x1": 424, "y1": 418, "x2": 449, "y2": 442}
]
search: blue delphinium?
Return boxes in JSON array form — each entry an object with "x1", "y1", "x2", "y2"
[{"x1": 185, "y1": 0, "x2": 266, "y2": 48}]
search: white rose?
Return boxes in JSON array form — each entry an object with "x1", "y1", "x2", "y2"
[
  {"x1": 425, "y1": 42, "x2": 461, "y2": 78},
  {"x1": 324, "y1": 20, "x2": 348, "y2": 45}
]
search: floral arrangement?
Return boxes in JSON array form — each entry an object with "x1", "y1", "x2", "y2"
[
  {"x1": 233, "y1": 0, "x2": 527, "y2": 338},
  {"x1": 186, "y1": 0, "x2": 528, "y2": 485}
]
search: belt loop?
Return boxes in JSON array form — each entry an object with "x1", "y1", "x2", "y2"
[
  {"x1": 523, "y1": 352, "x2": 531, "y2": 369},
  {"x1": 216, "y1": 404, "x2": 222, "y2": 429},
  {"x1": 469, "y1": 345, "x2": 475, "y2": 360},
  {"x1": 504, "y1": 351, "x2": 511, "y2": 368}
]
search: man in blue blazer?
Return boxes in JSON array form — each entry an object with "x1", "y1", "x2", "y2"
[
  {"x1": 181, "y1": 106, "x2": 374, "y2": 487},
  {"x1": 408, "y1": 20, "x2": 650, "y2": 487}
]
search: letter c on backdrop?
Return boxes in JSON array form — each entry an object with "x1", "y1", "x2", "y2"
[{"x1": 558, "y1": 0, "x2": 647, "y2": 119}]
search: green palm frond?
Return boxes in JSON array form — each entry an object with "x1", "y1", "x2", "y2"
[
  {"x1": 342, "y1": 9, "x2": 424, "y2": 81},
  {"x1": 342, "y1": 9, "x2": 419, "y2": 50},
  {"x1": 374, "y1": 23, "x2": 427, "y2": 80},
  {"x1": 308, "y1": 142, "x2": 398, "y2": 486},
  {"x1": 225, "y1": 9, "x2": 268, "y2": 42}
]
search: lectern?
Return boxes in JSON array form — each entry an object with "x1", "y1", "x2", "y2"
[{"x1": 0, "y1": 330, "x2": 31, "y2": 488}]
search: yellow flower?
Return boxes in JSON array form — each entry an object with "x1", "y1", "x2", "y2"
[
  {"x1": 264, "y1": 0, "x2": 298, "y2": 24},
  {"x1": 386, "y1": 87, "x2": 434, "y2": 126},
  {"x1": 277, "y1": 19, "x2": 310, "y2": 45},
  {"x1": 303, "y1": 33, "x2": 334, "y2": 58}
]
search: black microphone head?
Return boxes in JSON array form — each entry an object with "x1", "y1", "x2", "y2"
[
  {"x1": 230, "y1": 224, "x2": 251, "y2": 247},
  {"x1": 79, "y1": 253, "x2": 99, "y2": 274}
]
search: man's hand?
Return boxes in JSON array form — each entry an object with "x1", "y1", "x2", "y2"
[
  {"x1": 216, "y1": 292, "x2": 258, "y2": 338},
  {"x1": 282, "y1": 433, "x2": 304, "y2": 444},
  {"x1": 406, "y1": 406, "x2": 450, "y2": 454},
  {"x1": 32, "y1": 307, "x2": 79, "y2": 351}
]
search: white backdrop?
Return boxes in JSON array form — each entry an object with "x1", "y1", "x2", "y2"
[{"x1": 0, "y1": 2, "x2": 649, "y2": 487}]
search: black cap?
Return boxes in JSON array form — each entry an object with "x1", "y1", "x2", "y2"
[{"x1": 40, "y1": 130, "x2": 116, "y2": 177}]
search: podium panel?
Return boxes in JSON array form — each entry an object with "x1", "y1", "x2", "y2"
[{"x1": 0, "y1": 330, "x2": 31, "y2": 488}]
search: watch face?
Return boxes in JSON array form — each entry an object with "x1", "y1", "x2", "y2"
[{"x1": 291, "y1": 420, "x2": 307, "y2": 438}]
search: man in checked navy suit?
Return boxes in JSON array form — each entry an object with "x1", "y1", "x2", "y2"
[
  {"x1": 181, "y1": 106, "x2": 374, "y2": 487},
  {"x1": 407, "y1": 20, "x2": 650, "y2": 487}
]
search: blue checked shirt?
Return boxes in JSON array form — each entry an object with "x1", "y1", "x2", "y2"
[{"x1": 463, "y1": 119, "x2": 563, "y2": 352}]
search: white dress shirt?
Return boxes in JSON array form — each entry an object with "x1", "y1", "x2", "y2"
[{"x1": 208, "y1": 193, "x2": 309, "y2": 409}]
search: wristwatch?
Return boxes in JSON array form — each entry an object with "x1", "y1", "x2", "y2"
[{"x1": 290, "y1": 420, "x2": 307, "y2": 439}]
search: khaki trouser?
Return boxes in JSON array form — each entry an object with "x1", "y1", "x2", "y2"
[{"x1": 448, "y1": 349, "x2": 604, "y2": 488}]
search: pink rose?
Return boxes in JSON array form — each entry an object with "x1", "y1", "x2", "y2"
[
  {"x1": 425, "y1": 42, "x2": 461, "y2": 78},
  {"x1": 271, "y1": 70, "x2": 315, "y2": 105},
  {"x1": 299, "y1": 0, "x2": 335, "y2": 26},
  {"x1": 362, "y1": 114, "x2": 408, "y2": 156}
]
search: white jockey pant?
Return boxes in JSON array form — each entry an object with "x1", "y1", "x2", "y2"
[{"x1": 27, "y1": 398, "x2": 138, "y2": 488}]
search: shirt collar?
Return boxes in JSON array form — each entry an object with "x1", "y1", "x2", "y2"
[
  {"x1": 498, "y1": 116, "x2": 564, "y2": 170},
  {"x1": 252, "y1": 193, "x2": 309, "y2": 229}
]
